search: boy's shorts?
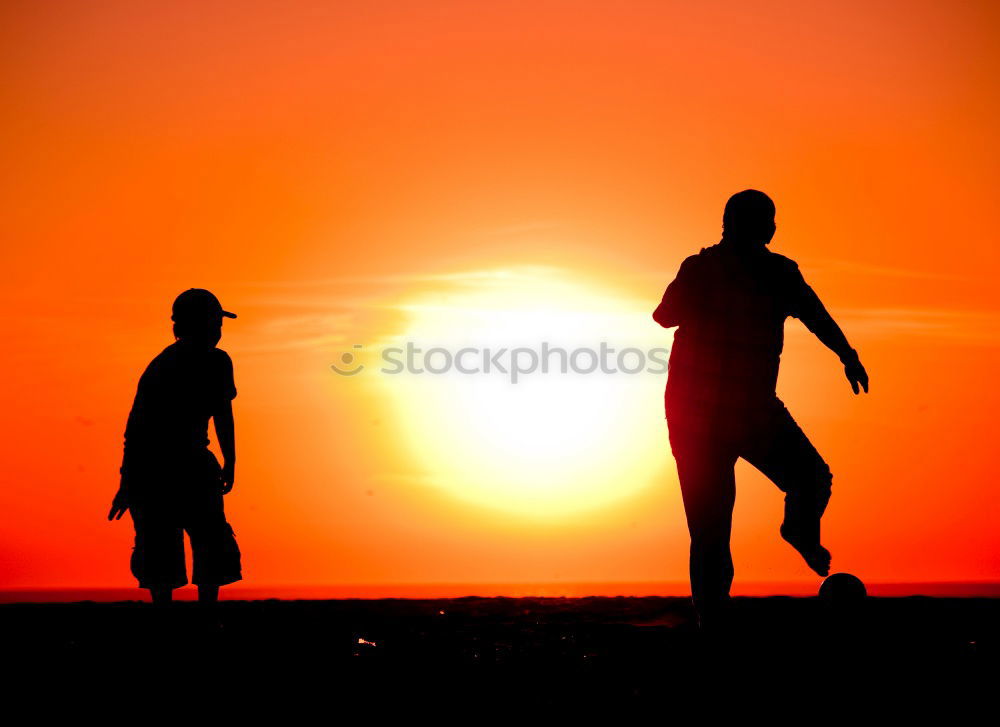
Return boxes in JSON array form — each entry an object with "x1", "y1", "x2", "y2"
[{"x1": 128, "y1": 450, "x2": 242, "y2": 589}]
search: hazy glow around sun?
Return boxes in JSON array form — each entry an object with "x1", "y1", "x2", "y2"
[{"x1": 374, "y1": 267, "x2": 672, "y2": 518}]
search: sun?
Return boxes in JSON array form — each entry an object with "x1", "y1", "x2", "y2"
[{"x1": 374, "y1": 267, "x2": 673, "y2": 518}]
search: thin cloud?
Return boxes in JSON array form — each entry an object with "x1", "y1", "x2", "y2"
[
  {"x1": 483, "y1": 220, "x2": 568, "y2": 238},
  {"x1": 791, "y1": 307, "x2": 1000, "y2": 343},
  {"x1": 231, "y1": 265, "x2": 632, "y2": 353},
  {"x1": 801, "y1": 259, "x2": 967, "y2": 281},
  {"x1": 639, "y1": 258, "x2": 971, "y2": 284},
  {"x1": 235, "y1": 266, "x2": 568, "y2": 291}
]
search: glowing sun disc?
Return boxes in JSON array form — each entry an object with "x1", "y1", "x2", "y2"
[{"x1": 375, "y1": 267, "x2": 671, "y2": 518}]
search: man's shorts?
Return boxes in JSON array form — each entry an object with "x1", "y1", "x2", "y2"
[
  {"x1": 128, "y1": 450, "x2": 242, "y2": 589},
  {"x1": 666, "y1": 396, "x2": 833, "y2": 524}
]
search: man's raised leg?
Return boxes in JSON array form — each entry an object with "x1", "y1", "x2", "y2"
[{"x1": 742, "y1": 402, "x2": 832, "y2": 577}]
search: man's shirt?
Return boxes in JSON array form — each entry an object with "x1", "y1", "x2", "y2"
[
  {"x1": 121, "y1": 341, "x2": 237, "y2": 479},
  {"x1": 654, "y1": 241, "x2": 837, "y2": 420}
]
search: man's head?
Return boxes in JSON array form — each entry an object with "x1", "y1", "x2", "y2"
[
  {"x1": 722, "y1": 189, "x2": 776, "y2": 248},
  {"x1": 171, "y1": 288, "x2": 236, "y2": 346}
]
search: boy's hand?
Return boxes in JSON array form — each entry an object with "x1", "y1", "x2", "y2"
[
  {"x1": 221, "y1": 463, "x2": 235, "y2": 495},
  {"x1": 844, "y1": 356, "x2": 869, "y2": 395},
  {"x1": 108, "y1": 488, "x2": 129, "y2": 521}
]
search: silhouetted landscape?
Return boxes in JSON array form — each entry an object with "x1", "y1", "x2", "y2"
[{"x1": 5, "y1": 595, "x2": 996, "y2": 709}]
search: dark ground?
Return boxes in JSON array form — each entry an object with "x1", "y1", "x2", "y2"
[{"x1": 3, "y1": 596, "x2": 997, "y2": 714}]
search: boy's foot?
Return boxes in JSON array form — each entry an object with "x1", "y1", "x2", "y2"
[
  {"x1": 197, "y1": 585, "x2": 220, "y2": 604},
  {"x1": 780, "y1": 523, "x2": 831, "y2": 577}
]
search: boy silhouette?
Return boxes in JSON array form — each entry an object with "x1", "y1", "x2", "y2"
[
  {"x1": 108, "y1": 289, "x2": 242, "y2": 605},
  {"x1": 653, "y1": 190, "x2": 868, "y2": 629}
]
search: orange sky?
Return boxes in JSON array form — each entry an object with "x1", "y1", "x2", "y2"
[{"x1": 2, "y1": 0, "x2": 998, "y2": 593}]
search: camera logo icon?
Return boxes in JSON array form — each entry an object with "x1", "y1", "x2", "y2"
[{"x1": 330, "y1": 344, "x2": 365, "y2": 376}]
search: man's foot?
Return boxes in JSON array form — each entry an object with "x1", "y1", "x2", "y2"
[{"x1": 780, "y1": 523, "x2": 831, "y2": 577}]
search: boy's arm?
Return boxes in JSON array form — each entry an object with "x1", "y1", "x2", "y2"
[
  {"x1": 108, "y1": 471, "x2": 130, "y2": 520},
  {"x1": 110, "y1": 393, "x2": 142, "y2": 520},
  {"x1": 788, "y1": 266, "x2": 869, "y2": 394},
  {"x1": 214, "y1": 400, "x2": 236, "y2": 494},
  {"x1": 653, "y1": 256, "x2": 697, "y2": 328}
]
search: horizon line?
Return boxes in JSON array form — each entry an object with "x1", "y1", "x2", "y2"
[{"x1": 3, "y1": 580, "x2": 1000, "y2": 603}]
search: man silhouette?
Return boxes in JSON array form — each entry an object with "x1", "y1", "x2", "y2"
[
  {"x1": 653, "y1": 190, "x2": 868, "y2": 629},
  {"x1": 108, "y1": 289, "x2": 242, "y2": 605}
]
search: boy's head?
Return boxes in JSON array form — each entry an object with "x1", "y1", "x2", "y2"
[
  {"x1": 722, "y1": 189, "x2": 776, "y2": 248},
  {"x1": 171, "y1": 289, "x2": 236, "y2": 346}
]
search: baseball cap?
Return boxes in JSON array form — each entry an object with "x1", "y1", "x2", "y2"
[{"x1": 171, "y1": 288, "x2": 237, "y2": 322}]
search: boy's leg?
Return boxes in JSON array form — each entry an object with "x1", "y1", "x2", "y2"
[
  {"x1": 741, "y1": 401, "x2": 832, "y2": 576},
  {"x1": 187, "y1": 492, "x2": 242, "y2": 598},
  {"x1": 197, "y1": 585, "x2": 219, "y2": 604},
  {"x1": 670, "y1": 430, "x2": 739, "y2": 628},
  {"x1": 129, "y1": 503, "x2": 188, "y2": 597},
  {"x1": 150, "y1": 587, "x2": 174, "y2": 605}
]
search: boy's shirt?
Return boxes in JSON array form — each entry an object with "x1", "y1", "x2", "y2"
[{"x1": 120, "y1": 341, "x2": 236, "y2": 481}]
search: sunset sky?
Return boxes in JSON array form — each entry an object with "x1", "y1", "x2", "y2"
[{"x1": 2, "y1": 0, "x2": 998, "y2": 595}]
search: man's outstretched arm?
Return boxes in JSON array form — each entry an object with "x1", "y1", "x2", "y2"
[{"x1": 789, "y1": 268, "x2": 869, "y2": 394}]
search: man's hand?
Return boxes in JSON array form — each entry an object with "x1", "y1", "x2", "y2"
[
  {"x1": 844, "y1": 355, "x2": 869, "y2": 395},
  {"x1": 108, "y1": 488, "x2": 129, "y2": 521},
  {"x1": 221, "y1": 462, "x2": 235, "y2": 495}
]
